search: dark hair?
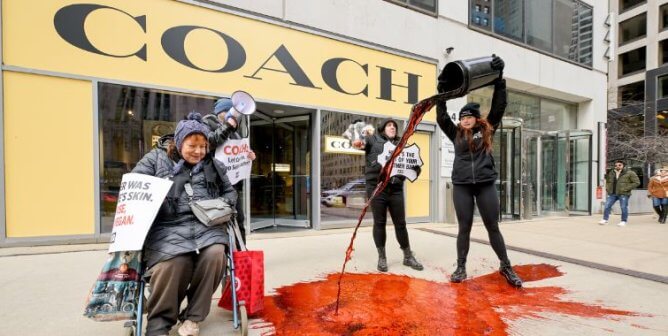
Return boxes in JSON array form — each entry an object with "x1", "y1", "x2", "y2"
[{"x1": 615, "y1": 160, "x2": 625, "y2": 167}]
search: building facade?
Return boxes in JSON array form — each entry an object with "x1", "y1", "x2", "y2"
[
  {"x1": 0, "y1": 0, "x2": 608, "y2": 246},
  {"x1": 607, "y1": 0, "x2": 668, "y2": 212}
]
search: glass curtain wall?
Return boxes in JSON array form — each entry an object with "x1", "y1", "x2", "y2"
[{"x1": 470, "y1": 0, "x2": 593, "y2": 66}]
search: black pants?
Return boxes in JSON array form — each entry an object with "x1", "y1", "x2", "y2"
[
  {"x1": 452, "y1": 182, "x2": 510, "y2": 264},
  {"x1": 234, "y1": 184, "x2": 246, "y2": 244},
  {"x1": 367, "y1": 184, "x2": 410, "y2": 249}
]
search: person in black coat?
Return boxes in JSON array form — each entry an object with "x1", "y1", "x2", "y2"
[
  {"x1": 435, "y1": 55, "x2": 523, "y2": 287},
  {"x1": 353, "y1": 119, "x2": 423, "y2": 272}
]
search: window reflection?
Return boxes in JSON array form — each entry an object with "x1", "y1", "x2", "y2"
[{"x1": 98, "y1": 83, "x2": 216, "y2": 233}]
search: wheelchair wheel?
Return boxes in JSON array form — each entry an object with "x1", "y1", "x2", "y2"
[{"x1": 238, "y1": 304, "x2": 248, "y2": 336}]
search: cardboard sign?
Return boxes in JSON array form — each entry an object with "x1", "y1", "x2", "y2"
[
  {"x1": 214, "y1": 138, "x2": 253, "y2": 185},
  {"x1": 109, "y1": 173, "x2": 173, "y2": 252},
  {"x1": 377, "y1": 142, "x2": 423, "y2": 182}
]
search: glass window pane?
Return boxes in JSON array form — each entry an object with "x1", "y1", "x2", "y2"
[
  {"x1": 577, "y1": 4, "x2": 593, "y2": 65},
  {"x1": 554, "y1": 0, "x2": 577, "y2": 59},
  {"x1": 409, "y1": 0, "x2": 436, "y2": 12},
  {"x1": 619, "y1": 13, "x2": 647, "y2": 45},
  {"x1": 661, "y1": 39, "x2": 668, "y2": 65},
  {"x1": 619, "y1": 47, "x2": 646, "y2": 76},
  {"x1": 617, "y1": 80, "x2": 645, "y2": 106},
  {"x1": 659, "y1": 75, "x2": 668, "y2": 99},
  {"x1": 540, "y1": 99, "x2": 577, "y2": 131},
  {"x1": 471, "y1": 0, "x2": 493, "y2": 31},
  {"x1": 619, "y1": 0, "x2": 645, "y2": 12},
  {"x1": 661, "y1": 4, "x2": 668, "y2": 31},
  {"x1": 508, "y1": 92, "x2": 541, "y2": 130},
  {"x1": 493, "y1": 0, "x2": 524, "y2": 42},
  {"x1": 526, "y1": 1, "x2": 553, "y2": 52},
  {"x1": 98, "y1": 83, "x2": 216, "y2": 233},
  {"x1": 320, "y1": 111, "x2": 394, "y2": 223}
]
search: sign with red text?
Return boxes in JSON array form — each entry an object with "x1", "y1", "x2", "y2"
[
  {"x1": 109, "y1": 173, "x2": 173, "y2": 252},
  {"x1": 377, "y1": 142, "x2": 423, "y2": 182},
  {"x1": 215, "y1": 138, "x2": 253, "y2": 185}
]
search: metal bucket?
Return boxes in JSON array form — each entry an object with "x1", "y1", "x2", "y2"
[{"x1": 438, "y1": 55, "x2": 501, "y2": 97}]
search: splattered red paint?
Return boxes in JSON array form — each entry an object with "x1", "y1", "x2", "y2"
[{"x1": 260, "y1": 264, "x2": 646, "y2": 335}]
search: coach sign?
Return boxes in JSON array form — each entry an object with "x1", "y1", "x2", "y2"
[{"x1": 3, "y1": 0, "x2": 436, "y2": 118}]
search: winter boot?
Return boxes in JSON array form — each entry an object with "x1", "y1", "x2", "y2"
[
  {"x1": 377, "y1": 247, "x2": 388, "y2": 272},
  {"x1": 500, "y1": 261, "x2": 523, "y2": 287},
  {"x1": 660, "y1": 206, "x2": 667, "y2": 224},
  {"x1": 653, "y1": 206, "x2": 663, "y2": 221},
  {"x1": 402, "y1": 248, "x2": 424, "y2": 271},
  {"x1": 450, "y1": 260, "x2": 467, "y2": 283}
]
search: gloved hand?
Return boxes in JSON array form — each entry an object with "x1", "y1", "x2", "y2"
[
  {"x1": 491, "y1": 54, "x2": 505, "y2": 71},
  {"x1": 491, "y1": 54, "x2": 505, "y2": 82}
]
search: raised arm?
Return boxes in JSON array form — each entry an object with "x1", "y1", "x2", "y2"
[
  {"x1": 436, "y1": 100, "x2": 457, "y2": 142},
  {"x1": 486, "y1": 79, "x2": 507, "y2": 131}
]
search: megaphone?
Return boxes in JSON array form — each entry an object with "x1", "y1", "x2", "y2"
[{"x1": 228, "y1": 90, "x2": 256, "y2": 123}]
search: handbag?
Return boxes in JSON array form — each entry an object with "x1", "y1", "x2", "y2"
[
  {"x1": 219, "y1": 220, "x2": 265, "y2": 315},
  {"x1": 185, "y1": 183, "x2": 236, "y2": 226},
  {"x1": 83, "y1": 251, "x2": 142, "y2": 321}
]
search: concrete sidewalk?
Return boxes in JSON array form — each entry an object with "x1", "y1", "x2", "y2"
[{"x1": 0, "y1": 214, "x2": 667, "y2": 335}]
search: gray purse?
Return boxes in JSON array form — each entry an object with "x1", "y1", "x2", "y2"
[{"x1": 185, "y1": 183, "x2": 236, "y2": 226}]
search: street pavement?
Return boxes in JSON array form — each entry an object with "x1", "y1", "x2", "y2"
[{"x1": 0, "y1": 214, "x2": 666, "y2": 335}]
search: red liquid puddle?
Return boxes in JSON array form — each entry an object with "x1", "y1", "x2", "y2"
[
  {"x1": 260, "y1": 264, "x2": 648, "y2": 335},
  {"x1": 335, "y1": 97, "x2": 437, "y2": 313}
]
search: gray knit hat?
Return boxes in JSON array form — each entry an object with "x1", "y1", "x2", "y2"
[{"x1": 174, "y1": 112, "x2": 210, "y2": 153}]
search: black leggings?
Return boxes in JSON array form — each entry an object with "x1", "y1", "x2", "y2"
[
  {"x1": 452, "y1": 182, "x2": 510, "y2": 264},
  {"x1": 367, "y1": 185, "x2": 410, "y2": 249}
]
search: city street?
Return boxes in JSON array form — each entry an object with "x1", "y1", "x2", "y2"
[{"x1": 1, "y1": 215, "x2": 667, "y2": 335}]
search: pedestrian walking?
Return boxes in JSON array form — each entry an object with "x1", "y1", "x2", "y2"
[
  {"x1": 132, "y1": 112, "x2": 238, "y2": 336},
  {"x1": 647, "y1": 167, "x2": 668, "y2": 224},
  {"x1": 599, "y1": 160, "x2": 640, "y2": 226},
  {"x1": 435, "y1": 55, "x2": 522, "y2": 287},
  {"x1": 352, "y1": 119, "x2": 424, "y2": 272}
]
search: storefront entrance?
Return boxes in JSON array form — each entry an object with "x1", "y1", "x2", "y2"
[
  {"x1": 496, "y1": 118, "x2": 592, "y2": 219},
  {"x1": 249, "y1": 111, "x2": 311, "y2": 231}
]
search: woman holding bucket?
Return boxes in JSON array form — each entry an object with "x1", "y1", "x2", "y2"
[{"x1": 435, "y1": 55, "x2": 523, "y2": 287}]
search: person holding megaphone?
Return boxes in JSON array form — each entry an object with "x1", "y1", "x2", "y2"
[
  {"x1": 203, "y1": 93, "x2": 257, "y2": 243},
  {"x1": 435, "y1": 55, "x2": 523, "y2": 287}
]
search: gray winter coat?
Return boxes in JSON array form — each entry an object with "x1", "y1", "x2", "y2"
[{"x1": 132, "y1": 135, "x2": 237, "y2": 269}]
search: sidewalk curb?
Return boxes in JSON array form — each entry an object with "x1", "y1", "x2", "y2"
[{"x1": 418, "y1": 228, "x2": 668, "y2": 285}]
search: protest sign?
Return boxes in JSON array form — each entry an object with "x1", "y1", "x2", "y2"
[
  {"x1": 214, "y1": 138, "x2": 253, "y2": 185},
  {"x1": 109, "y1": 173, "x2": 173, "y2": 252},
  {"x1": 376, "y1": 142, "x2": 423, "y2": 182}
]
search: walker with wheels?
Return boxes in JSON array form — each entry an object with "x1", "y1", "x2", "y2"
[{"x1": 122, "y1": 218, "x2": 248, "y2": 336}]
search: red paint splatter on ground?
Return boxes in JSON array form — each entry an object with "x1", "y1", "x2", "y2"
[
  {"x1": 260, "y1": 264, "x2": 647, "y2": 335},
  {"x1": 335, "y1": 96, "x2": 438, "y2": 312}
]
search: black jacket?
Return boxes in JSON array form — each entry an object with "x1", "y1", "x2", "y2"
[
  {"x1": 362, "y1": 118, "x2": 422, "y2": 186},
  {"x1": 132, "y1": 134, "x2": 237, "y2": 269},
  {"x1": 436, "y1": 80, "x2": 507, "y2": 185}
]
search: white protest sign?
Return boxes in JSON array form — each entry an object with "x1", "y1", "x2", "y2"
[
  {"x1": 214, "y1": 138, "x2": 253, "y2": 185},
  {"x1": 377, "y1": 142, "x2": 423, "y2": 182},
  {"x1": 109, "y1": 173, "x2": 173, "y2": 252}
]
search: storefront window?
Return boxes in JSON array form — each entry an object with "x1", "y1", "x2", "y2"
[
  {"x1": 468, "y1": 87, "x2": 576, "y2": 131},
  {"x1": 320, "y1": 111, "x2": 396, "y2": 223},
  {"x1": 98, "y1": 83, "x2": 216, "y2": 233}
]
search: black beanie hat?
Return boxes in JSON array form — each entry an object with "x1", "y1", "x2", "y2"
[{"x1": 459, "y1": 102, "x2": 481, "y2": 120}]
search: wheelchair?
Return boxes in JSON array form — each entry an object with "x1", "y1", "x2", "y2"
[{"x1": 123, "y1": 218, "x2": 248, "y2": 336}]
